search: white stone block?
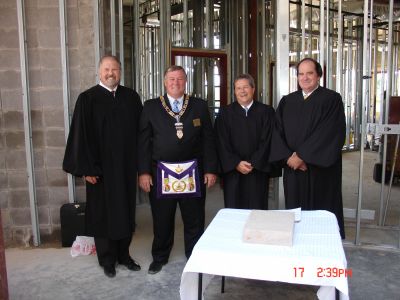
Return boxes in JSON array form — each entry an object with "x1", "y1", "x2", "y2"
[{"x1": 243, "y1": 210, "x2": 295, "y2": 246}]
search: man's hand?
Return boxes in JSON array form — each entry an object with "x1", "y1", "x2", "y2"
[
  {"x1": 236, "y1": 161, "x2": 253, "y2": 175},
  {"x1": 287, "y1": 152, "x2": 307, "y2": 171},
  {"x1": 204, "y1": 173, "x2": 217, "y2": 188},
  {"x1": 139, "y1": 174, "x2": 153, "y2": 192},
  {"x1": 85, "y1": 176, "x2": 99, "y2": 184}
]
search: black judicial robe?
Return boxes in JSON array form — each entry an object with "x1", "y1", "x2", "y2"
[
  {"x1": 137, "y1": 95, "x2": 218, "y2": 189},
  {"x1": 270, "y1": 86, "x2": 346, "y2": 238},
  {"x1": 63, "y1": 84, "x2": 142, "y2": 240},
  {"x1": 215, "y1": 101, "x2": 275, "y2": 209}
]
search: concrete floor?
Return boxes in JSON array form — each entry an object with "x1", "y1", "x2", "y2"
[{"x1": 5, "y1": 150, "x2": 400, "y2": 300}]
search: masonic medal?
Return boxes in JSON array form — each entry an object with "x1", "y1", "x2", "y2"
[{"x1": 175, "y1": 120, "x2": 184, "y2": 139}]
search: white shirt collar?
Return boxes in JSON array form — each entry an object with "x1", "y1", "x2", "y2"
[
  {"x1": 302, "y1": 86, "x2": 319, "y2": 97},
  {"x1": 166, "y1": 94, "x2": 184, "y2": 103},
  {"x1": 240, "y1": 100, "x2": 254, "y2": 110},
  {"x1": 99, "y1": 81, "x2": 118, "y2": 93}
]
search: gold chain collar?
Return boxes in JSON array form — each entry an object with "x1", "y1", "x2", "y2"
[{"x1": 160, "y1": 94, "x2": 189, "y2": 119}]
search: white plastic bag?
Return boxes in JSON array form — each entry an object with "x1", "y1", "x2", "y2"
[{"x1": 70, "y1": 236, "x2": 96, "y2": 257}]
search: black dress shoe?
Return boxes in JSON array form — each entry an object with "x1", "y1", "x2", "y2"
[
  {"x1": 121, "y1": 258, "x2": 141, "y2": 271},
  {"x1": 103, "y1": 265, "x2": 116, "y2": 278},
  {"x1": 148, "y1": 261, "x2": 165, "y2": 275}
]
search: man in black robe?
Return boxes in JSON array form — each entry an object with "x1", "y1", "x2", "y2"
[
  {"x1": 270, "y1": 57, "x2": 346, "y2": 238},
  {"x1": 138, "y1": 65, "x2": 218, "y2": 274},
  {"x1": 63, "y1": 55, "x2": 143, "y2": 277},
  {"x1": 215, "y1": 74, "x2": 275, "y2": 209}
]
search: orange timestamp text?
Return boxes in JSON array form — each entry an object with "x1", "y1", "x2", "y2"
[{"x1": 293, "y1": 267, "x2": 352, "y2": 278}]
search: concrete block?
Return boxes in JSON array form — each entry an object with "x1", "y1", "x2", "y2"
[
  {"x1": 9, "y1": 190, "x2": 29, "y2": 208},
  {"x1": 0, "y1": 191, "x2": 8, "y2": 209},
  {"x1": 12, "y1": 227, "x2": 32, "y2": 246},
  {"x1": 32, "y1": 130, "x2": 45, "y2": 148},
  {"x1": 26, "y1": 7, "x2": 59, "y2": 29},
  {"x1": 0, "y1": 171, "x2": 7, "y2": 189},
  {"x1": 0, "y1": 70, "x2": 22, "y2": 90},
  {"x1": 67, "y1": 0, "x2": 79, "y2": 8},
  {"x1": 0, "y1": 49, "x2": 20, "y2": 69},
  {"x1": 34, "y1": 168, "x2": 47, "y2": 187},
  {"x1": 28, "y1": 68, "x2": 42, "y2": 89},
  {"x1": 50, "y1": 206, "x2": 60, "y2": 224},
  {"x1": 46, "y1": 129, "x2": 66, "y2": 147},
  {"x1": 1, "y1": 209, "x2": 11, "y2": 227},
  {"x1": 77, "y1": 0, "x2": 93, "y2": 7},
  {"x1": 45, "y1": 148, "x2": 65, "y2": 168},
  {"x1": 0, "y1": 0, "x2": 16, "y2": 9},
  {"x1": 34, "y1": 149, "x2": 45, "y2": 168},
  {"x1": 0, "y1": 151, "x2": 5, "y2": 169},
  {"x1": 67, "y1": 29, "x2": 79, "y2": 48},
  {"x1": 78, "y1": 29, "x2": 94, "y2": 48},
  {"x1": 0, "y1": 8, "x2": 17, "y2": 28},
  {"x1": 38, "y1": 0, "x2": 58, "y2": 8},
  {"x1": 0, "y1": 89, "x2": 23, "y2": 111},
  {"x1": 48, "y1": 186, "x2": 69, "y2": 204},
  {"x1": 66, "y1": 7, "x2": 79, "y2": 29},
  {"x1": 37, "y1": 28, "x2": 60, "y2": 48},
  {"x1": 3, "y1": 229, "x2": 13, "y2": 247},
  {"x1": 31, "y1": 110, "x2": 44, "y2": 128},
  {"x1": 24, "y1": 0, "x2": 38, "y2": 8},
  {"x1": 7, "y1": 170, "x2": 28, "y2": 188},
  {"x1": 26, "y1": 29, "x2": 39, "y2": 48},
  {"x1": 39, "y1": 49, "x2": 61, "y2": 69},
  {"x1": 0, "y1": 190, "x2": 9, "y2": 210},
  {"x1": 3, "y1": 111, "x2": 24, "y2": 130},
  {"x1": 47, "y1": 168, "x2": 68, "y2": 186},
  {"x1": 0, "y1": 29, "x2": 19, "y2": 49},
  {"x1": 70, "y1": 89, "x2": 80, "y2": 105},
  {"x1": 36, "y1": 187, "x2": 49, "y2": 206},
  {"x1": 0, "y1": 132, "x2": 4, "y2": 149},
  {"x1": 40, "y1": 88, "x2": 63, "y2": 108},
  {"x1": 79, "y1": 67, "x2": 96, "y2": 88},
  {"x1": 68, "y1": 67, "x2": 81, "y2": 88},
  {"x1": 78, "y1": 7, "x2": 93, "y2": 28},
  {"x1": 40, "y1": 68, "x2": 62, "y2": 88},
  {"x1": 29, "y1": 88, "x2": 42, "y2": 110},
  {"x1": 39, "y1": 226, "x2": 52, "y2": 238},
  {"x1": 27, "y1": 48, "x2": 41, "y2": 68},
  {"x1": 43, "y1": 109, "x2": 65, "y2": 128},
  {"x1": 5, "y1": 150, "x2": 27, "y2": 170},
  {"x1": 38, "y1": 206, "x2": 50, "y2": 225},
  {"x1": 5, "y1": 131, "x2": 25, "y2": 149}
]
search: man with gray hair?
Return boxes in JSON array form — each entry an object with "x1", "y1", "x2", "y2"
[{"x1": 215, "y1": 73, "x2": 275, "y2": 209}]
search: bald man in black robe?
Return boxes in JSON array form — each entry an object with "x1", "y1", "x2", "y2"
[
  {"x1": 63, "y1": 55, "x2": 142, "y2": 277},
  {"x1": 215, "y1": 74, "x2": 275, "y2": 209},
  {"x1": 270, "y1": 58, "x2": 346, "y2": 238}
]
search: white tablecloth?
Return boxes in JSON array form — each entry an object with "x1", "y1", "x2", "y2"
[{"x1": 180, "y1": 209, "x2": 349, "y2": 300}]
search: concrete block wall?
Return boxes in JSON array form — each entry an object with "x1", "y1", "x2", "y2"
[{"x1": 0, "y1": 0, "x2": 96, "y2": 247}]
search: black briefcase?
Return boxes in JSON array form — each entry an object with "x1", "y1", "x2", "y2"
[
  {"x1": 60, "y1": 202, "x2": 86, "y2": 247},
  {"x1": 373, "y1": 163, "x2": 390, "y2": 184}
]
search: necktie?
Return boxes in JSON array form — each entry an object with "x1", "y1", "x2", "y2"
[
  {"x1": 244, "y1": 106, "x2": 249, "y2": 116},
  {"x1": 303, "y1": 93, "x2": 309, "y2": 100},
  {"x1": 173, "y1": 100, "x2": 180, "y2": 113},
  {"x1": 112, "y1": 90, "x2": 116, "y2": 98}
]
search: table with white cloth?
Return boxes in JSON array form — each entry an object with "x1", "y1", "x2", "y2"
[{"x1": 180, "y1": 208, "x2": 349, "y2": 300}]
